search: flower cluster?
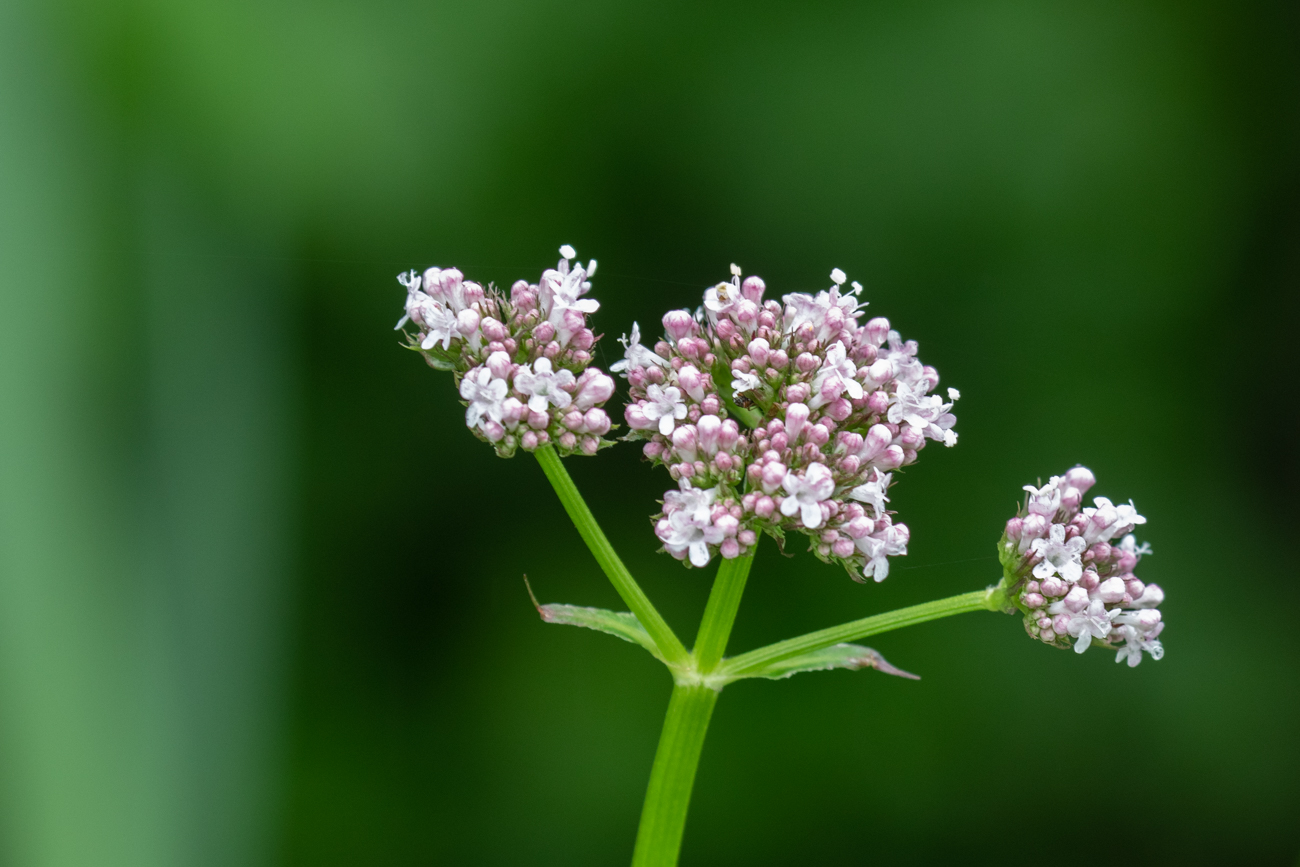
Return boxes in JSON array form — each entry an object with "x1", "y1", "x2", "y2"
[
  {"x1": 616, "y1": 265, "x2": 958, "y2": 578},
  {"x1": 998, "y1": 467, "x2": 1165, "y2": 666},
  {"x1": 396, "y1": 246, "x2": 616, "y2": 457}
]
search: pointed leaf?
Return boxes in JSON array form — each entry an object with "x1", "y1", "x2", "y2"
[
  {"x1": 745, "y1": 643, "x2": 919, "y2": 681},
  {"x1": 526, "y1": 578, "x2": 665, "y2": 662}
]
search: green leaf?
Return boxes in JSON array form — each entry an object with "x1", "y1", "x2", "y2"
[
  {"x1": 526, "y1": 578, "x2": 666, "y2": 663},
  {"x1": 742, "y1": 643, "x2": 919, "y2": 681}
]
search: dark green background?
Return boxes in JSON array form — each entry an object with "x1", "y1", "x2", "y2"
[{"x1": 1, "y1": 1, "x2": 1297, "y2": 865}]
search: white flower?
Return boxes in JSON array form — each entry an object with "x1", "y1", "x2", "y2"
[
  {"x1": 1113, "y1": 623, "x2": 1165, "y2": 667},
  {"x1": 610, "y1": 322, "x2": 669, "y2": 376},
  {"x1": 848, "y1": 468, "x2": 892, "y2": 515},
  {"x1": 886, "y1": 379, "x2": 947, "y2": 433},
  {"x1": 394, "y1": 270, "x2": 423, "y2": 329},
  {"x1": 459, "y1": 367, "x2": 508, "y2": 430},
  {"x1": 1030, "y1": 523, "x2": 1087, "y2": 583},
  {"x1": 780, "y1": 462, "x2": 835, "y2": 529},
  {"x1": 419, "y1": 299, "x2": 459, "y2": 351},
  {"x1": 855, "y1": 521, "x2": 909, "y2": 582},
  {"x1": 704, "y1": 277, "x2": 740, "y2": 321},
  {"x1": 642, "y1": 384, "x2": 688, "y2": 435},
  {"x1": 815, "y1": 341, "x2": 863, "y2": 400},
  {"x1": 659, "y1": 509, "x2": 725, "y2": 568},
  {"x1": 1065, "y1": 599, "x2": 1121, "y2": 653},
  {"x1": 1023, "y1": 478, "x2": 1062, "y2": 517},
  {"x1": 663, "y1": 482, "x2": 718, "y2": 526},
  {"x1": 731, "y1": 370, "x2": 762, "y2": 396},
  {"x1": 513, "y1": 357, "x2": 575, "y2": 413}
]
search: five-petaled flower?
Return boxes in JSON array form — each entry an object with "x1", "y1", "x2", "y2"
[
  {"x1": 780, "y1": 462, "x2": 835, "y2": 529},
  {"x1": 514, "y1": 358, "x2": 575, "y2": 413}
]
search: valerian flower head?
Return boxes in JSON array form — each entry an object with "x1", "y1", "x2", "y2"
[
  {"x1": 619, "y1": 263, "x2": 958, "y2": 575},
  {"x1": 998, "y1": 466, "x2": 1165, "y2": 666},
  {"x1": 396, "y1": 245, "x2": 616, "y2": 458}
]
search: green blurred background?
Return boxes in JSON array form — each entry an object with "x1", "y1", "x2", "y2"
[{"x1": 2, "y1": 1, "x2": 1297, "y2": 864}]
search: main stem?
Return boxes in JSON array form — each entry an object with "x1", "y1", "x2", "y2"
[
  {"x1": 630, "y1": 684, "x2": 719, "y2": 867},
  {"x1": 534, "y1": 445, "x2": 690, "y2": 667},
  {"x1": 632, "y1": 551, "x2": 755, "y2": 867}
]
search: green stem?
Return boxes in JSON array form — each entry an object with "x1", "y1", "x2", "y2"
[
  {"x1": 630, "y1": 684, "x2": 719, "y2": 867},
  {"x1": 719, "y1": 586, "x2": 1004, "y2": 679},
  {"x1": 692, "y1": 548, "x2": 757, "y2": 673},
  {"x1": 534, "y1": 445, "x2": 690, "y2": 667}
]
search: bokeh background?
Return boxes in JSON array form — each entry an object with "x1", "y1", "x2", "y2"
[{"x1": 2, "y1": 1, "x2": 1297, "y2": 865}]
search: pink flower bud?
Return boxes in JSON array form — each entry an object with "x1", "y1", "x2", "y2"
[
  {"x1": 562, "y1": 410, "x2": 585, "y2": 431},
  {"x1": 832, "y1": 538, "x2": 855, "y2": 558},
  {"x1": 1131, "y1": 584, "x2": 1164, "y2": 609},
  {"x1": 1064, "y1": 466, "x2": 1096, "y2": 494},
  {"x1": 769, "y1": 349, "x2": 789, "y2": 370},
  {"x1": 584, "y1": 408, "x2": 610, "y2": 435},
  {"x1": 1064, "y1": 586, "x2": 1089, "y2": 613},
  {"x1": 1052, "y1": 614, "x2": 1072, "y2": 635},
  {"x1": 785, "y1": 403, "x2": 810, "y2": 442},
  {"x1": 1124, "y1": 577, "x2": 1145, "y2": 599},
  {"x1": 808, "y1": 424, "x2": 830, "y2": 446},
  {"x1": 866, "y1": 358, "x2": 893, "y2": 386},
  {"x1": 739, "y1": 529, "x2": 757, "y2": 545},
  {"x1": 571, "y1": 329, "x2": 595, "y2": 351},
  {"x1": 720, "y1": 538, "x2": 741, "y2": 559},
  {"x1": 557, "y1": 431, "x2": 577, "y2": 450},
  {"x1": 734, "y1": 299, "x2": 759, "y2": 328},
  {"x1": 755, "y1": 496, "x2": 776, "y2": 518},
  {"x1": 1097, "y1": 576, "x2": 1126, "y2": 603},
  {"x1": 625, "y1": 403, "x2": 653, "y2": 430},
  {"x1": 876, "y1": 445, "x2": 905, "y2": 470},
  {"x1": 1079, "y1": 570, "x2": 1100, "y2": 591},
  {"x1": 581, "y1": 435, "x2": 599, "y2": 455},
  {"x1": 643, "y1": 441, "x2": 664, "y2": 460},
  {"x1": 1040, "y1": 576, "x2": 1067, "y2": 598},
  {"x1": 741, "y1": 275, "x2": 766, "y2": 301},
  {"x1": 747, "y1": 338, "x2": 770, "y2": 367},
  {"x1": 846, "y1": 516, "x2": 873, "y2": 538},
  {"x1": 483, "y1": 421, "x2": 505, "y2": 442},
  {"x1": 528, "y1": 410, "x2": 550, "y2": 430},
  {"x1": 573, "y1": 370, "x2": 614, "y2": 410},
  {"x1": 826, "y1": 398, "x2": 852, "y2": 420},
  {"x1": 663, "y1": 309, "x2": 695, "y2": 342},
  {"x1": 678, "y1": 365, "x2": 706, "y2": 401},
  {"x1": 697, "y1": 414, "x2": 722, "y2": 455},
  {"x1": 785, "y1": 382, "x2": 810, "y2": 404},
  {"x1": 700, "y1": 395, "x2": 721, "y2": 416},
  {"x1": 716, "y1": 318, "x2": 736, "y2": 340},
  {"x1": 456, "y1": 308, "x2": 481, "y2": 335},
  {"x1": 718, "y1": 419, "x2": 740, "y2": 449},
  {"x1": 760, "y1": 461, "x2": 787, "y2": 494},
  {"x1": 533, "y1": 321, "x2": 556, "y2": 344},
  {"x1": 521, "y1": 430, "x2": 539, "y2": 450},
  {"x1": 715, "y1": 515, "x2": 739, "y2": 537},
  {"x1": 838, "y1": 454, "x2": 860, "y2": 475},
  {"x1": 481, "y1": 317, "x2": 508, "y2": 342},
  {"x1": 795, "y1": 352, "x2": 819, "y2": 374},
  {"x1": 672, "y1": 424, "x2": 698, "y2": 460},
  {"x1": 1005, "y1": 516, "x2": 1024, "y2": 541},
  {"x1": 1022, "y1": 592, "x2": 1045, "y2": 609},
  {"x1": 486, "y1": 350, "x2": 513, "y2": 380}
]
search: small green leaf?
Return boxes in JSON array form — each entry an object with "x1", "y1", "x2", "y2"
[
  {"x1": 526, "y1": 578, "x2": 666, "y2": 662},
  {"x1": 743, "y1": 643, "x2": 919, "y2": 681}
]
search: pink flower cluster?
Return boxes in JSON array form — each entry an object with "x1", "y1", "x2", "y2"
[
  {"x1": 615, "y1": 265, "x2": 958, "y2": 578},
  {"x1": 999, "y1": 467, "x2": 1165, "y2": 666},
  {"x1": 396, "y1": 246, "x2": 616, "y2": 458}
]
